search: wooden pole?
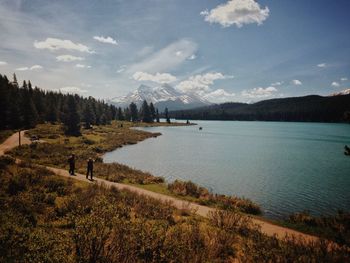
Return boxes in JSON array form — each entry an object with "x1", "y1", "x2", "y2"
[{"x1": 19, "y1": 130, "x2": 21, "y2": 146}]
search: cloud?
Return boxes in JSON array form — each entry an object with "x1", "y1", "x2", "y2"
[
  {"x1": 176, "y1": 72, "x2": 233, "y2": 94},
  {"x1": 341, "y1": 77, "x2": 347, "y2": 81},
  {"x1": 203, "y1": 89, "x2": 235, "y2": 103},
  {"x1": 201, "y1": 0, "x2": 270, "y2": 28},
  {"x1": 34, "y1": 38, "x2": 94, "y2": 53},
  {"x1": 75, "y1": 64, "x2": 91, "y2": 69},
  {"x1": 331, "y1": 81, "x2": 340, "y2": 87},
  {"x1": 127, "y1": 39, "x2": 197, "y2": 73},
  {"x1": 93, "y1": 36, "x2": 118, "y2": 45},
  {"x1": 188, "y1": 54, "x2": 196, "y2": 60},
  {"x1": 271, "y1": 81, "x2": 283, "y2": 86},
  {"x1": 56, "y1": 55, "x2": 84, "y2": 62},
  {"x1": 0, "y1": 61, "x2": 8, "y2": 65},
  {"x1": 132, "y1": 71, "x2": 177, "y2": 84},
  {"x1": 16, "y1": 64, "x2": 43, "y2": 71},
  {"x1": 291, "y1": 79, "x2": 302, "y2": 85},
  {"x1": 117, "y1": 65, "x2": 127, "y2": 73},
  {"x1": 241, "y1": 86, "x2": 277, "y2": 98},
  {"x1": 59, "y1": 86, "x2": 88, "y2": 94},
  {"x1": 317, "y1": 63, "x2": 327, "y2": 68}
]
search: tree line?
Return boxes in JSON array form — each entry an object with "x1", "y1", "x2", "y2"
[
  {"x1": 0, "y1": 73, "x2": 164, "y2": 135},
  {"x1": 171, "y1": 95, "x2": 350, "y2": 123}
]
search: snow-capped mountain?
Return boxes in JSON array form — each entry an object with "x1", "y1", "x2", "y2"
[
  {"x1": 110, "y1": 84, "x2": 211, "y2": 111},
  {"x1": 330, "y1": 88, "x2": 350, "y2": 96}
]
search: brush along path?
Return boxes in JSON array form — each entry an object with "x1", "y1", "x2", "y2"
[{"x1": 1, "y1": 131, "x2": 318, "y2": 242}]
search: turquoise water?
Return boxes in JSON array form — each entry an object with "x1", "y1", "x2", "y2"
[{"x1": 104, "y1": 121, "x2": 350, "y2": 219}]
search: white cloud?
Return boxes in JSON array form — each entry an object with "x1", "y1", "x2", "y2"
[
  {"x1": 188, "y1": 54, "x2": 196, "y2": 60},
  {"x1": 0, "y1": 61, "x2": 8, "y2": 65},
  {"x1": 271, "y1": 81, "x2": 283, "y2": 86},
  {"x1": 132, "y1": 71, "x2": 177, "y2": 84},
  {"x1": 176, "y1": 72, "x2": 233, "y2": 94},
  {"x1": 93, "y1": 36, "x2": 118, "y2": 45},
  {"x1": 341, "y1": 77, "x2": 347, "y2": 81},
  {"x1": 34, "y1": 38, "x2": 94, "y2": 53},
  {"x1": 117, "y1": 65, "x2": 127, "y2": 73},
  {"x1": 331, "y1": 81, "x2": 340, "y2": 87},
  {"x1": 291, "y1": 79, "x2": 302, "y2": 85},
  {"x1": 241, "y1": 86, "x2": 277, "y2": 98},
  {"x1": 317, "y1": 63, "x2": 327, "y2": 68},
  {"x1": 59, "y1": 86, "x2": 88, "y2": 94},
  {"x1": 201, "y1": 0, "x2": 270, "y2": 28},
  {"x1": 75, "y1": 64, "x2": 91, "y2": 69},
  {"x1": 203, "y1": 89, "x2": 235, "y2": 103},
  {"x1": 56, "y1": 55, "x2": 84, "y2": 62},
  {"x1": 127, "y1": 39, "x2": 197, "y2": 73},
  {"x1": 16, "y1": 64, "x2": 43, "y2": 71}
]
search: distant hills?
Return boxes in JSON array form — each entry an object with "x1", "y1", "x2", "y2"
[
  {"x1": 109, "y1": 84, "x2": 211, "y2": 111},
  {"x1": 170, "y1": 94, "x2": 350, "y2": 123}
]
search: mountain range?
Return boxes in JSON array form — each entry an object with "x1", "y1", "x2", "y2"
[{"x1": 109, "y1": 84, "x2": 211, "y2": 111}]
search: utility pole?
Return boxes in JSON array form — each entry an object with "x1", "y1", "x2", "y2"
[{"x1": 18, "y1": 130, "x2": 21, "y2": 146}]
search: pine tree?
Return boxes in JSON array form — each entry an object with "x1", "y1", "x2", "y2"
[
  {"x1": 165, "y1": 107, "x2": 170, "y2": 123},
  {"x1": 20, "y1": 87, "x2": 38, "y2": 129},
  {"x1": 83, "y1": 103, "x2": 96, "y2": 128},
  {"x1": 129, "y1": 102, "x2": 138, "y2": 122},
  {"x1": 149, "y1": 102, "x2": 155, "y2": 121},
  {"x1": 156, "y1": 108, "x2": 160, "y2": 123},
  {"x1": 117, "y1": 107, "x2": 124, "y2": 121},
  {"x1": 141, "y1": 100, "x2": 152, "y2": 123},
  {"x1": 124, "y1": 107, "x2": 131, "y2": 121},
  {"x1": 63, "y1": 96, "x2": 81, "y2": 135},
  {"x1": 12, "y1": 73, "x2": 18, "y2": 87}
]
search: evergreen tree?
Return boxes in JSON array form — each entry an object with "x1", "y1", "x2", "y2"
[
  {"x1": 149, "y1": 102, "x2": 156, "y2": 121},
  {"x1": 156, "y1": 108, "x2": 160, "y2": 123},
  {"x1": 165, "y1": 107, "x2": 170, "y2": 123},
  {"x1": 124, "y1": 107, "x2": 131, "y2": 121},
  {"x1": 63, "y1": 96, "x2": 80, "y2": 135},
  {"x1": 20, "y1": 87, "x2": 38, "y2": 128},
  {"x1": 141, "y1": 100, "x2": 153, "y2": 123},
  {"x1": 129, "y1": 102, "x2": 138, "y2": 122},
  {"x1": 117, "y1": 107, "x2": 124, "y2": 121},
  {"x1": 83, "y1": 103, "x2": 96, "y2": 128},
  {"x1": 12, "y1": 73, "x2": 18, "y2": 87}
]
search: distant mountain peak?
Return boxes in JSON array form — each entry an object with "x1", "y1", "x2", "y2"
[
  {"x1": 330, "y1": 88, "x2": 350, "y2": 96},
  {"x1": 109, "y1": 84, "x2": 211, "y2": 111}
]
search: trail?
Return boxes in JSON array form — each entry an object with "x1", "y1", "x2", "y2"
[{"x1": 0, "y1": 131, "x2": 318, "y2": 242}]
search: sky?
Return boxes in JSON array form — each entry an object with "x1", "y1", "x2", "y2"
[{"x1": 0, "y1": 0, "x2": 349, "y2": 103}]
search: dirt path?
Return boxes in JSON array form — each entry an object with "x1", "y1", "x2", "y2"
[
  {"x1": 0, "y1": 130, "x2": 30, "y2": 155},
  {"x1": 1, "y1": 131, "x2": 318, "y2": 242}
]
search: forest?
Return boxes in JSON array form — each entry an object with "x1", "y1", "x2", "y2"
[
  {"x1": 171, "y1": 95, "x2": 350, "y2": 123},
  {"x1": 0, "y1": 73, "x2": 160, "y2": 135}
]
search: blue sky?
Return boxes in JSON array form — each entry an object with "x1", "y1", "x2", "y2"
[{"x1": 0, "y1": 0, "x2": 349, "y2": 102}]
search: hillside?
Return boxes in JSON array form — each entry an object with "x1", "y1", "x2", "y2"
[{"x1": 171, "y1": 94, "x2": 350, "y2": 123}]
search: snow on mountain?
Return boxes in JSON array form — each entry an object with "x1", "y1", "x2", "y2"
[
  {"x1": 329, "y1": 88, "x2": 350, "y2": 96},
  {"x1": 110, "y1": 84, "x2": 211, "y2": 111}
]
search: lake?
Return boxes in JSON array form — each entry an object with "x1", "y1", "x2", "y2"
[{"x1": 104, "y1": 121, "x2": 350, "y2": 219}]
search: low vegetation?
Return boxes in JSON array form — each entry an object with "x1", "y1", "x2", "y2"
[
  {"x1": 285, "y1": 210, "x2": 350, "y2": 246},
  {"x1": 168, "y1": 180, "x2": 262, "y2": 215},
  {"x1": 1, "y1": 157, "x2": 349, "y2": 262}
]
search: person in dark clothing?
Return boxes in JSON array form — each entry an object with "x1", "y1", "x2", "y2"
[
  {"x1": 68, "y1": 154, "x2": 75, "y2": 175},
  {"x1": 86, "y1": 158, "x2": 94, "y2": 180}
]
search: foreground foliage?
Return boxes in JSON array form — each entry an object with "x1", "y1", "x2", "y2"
[{"x1": 0, "y1": 156, "x2": 349, "y2": 262}]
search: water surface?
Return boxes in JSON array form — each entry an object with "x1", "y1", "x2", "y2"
[{"x1": 104, "y1": 121, "x2": 350, "y2": 219}]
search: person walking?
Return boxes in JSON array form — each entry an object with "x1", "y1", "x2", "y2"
[
  {"x1": 86, "y1": 158, "x2": 94, "y2": 180},
  {"x1": 68, "y1": 154, "x2": 75, "y2": 175}
]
